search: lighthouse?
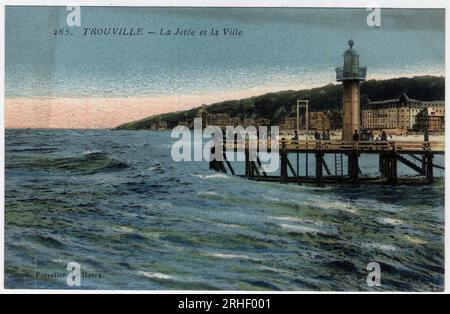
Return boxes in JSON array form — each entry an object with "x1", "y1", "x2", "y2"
[{"x1": 335, "y1": 40, "x2": 367, "y2": 140}]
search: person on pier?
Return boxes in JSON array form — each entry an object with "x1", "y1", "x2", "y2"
[
  {"x1": 424, "y1": 130, "x2": 429, "y2": 142},
  {"x1": 352, "y1": 130, "x2": 359, "y2": 141},
  {"x1": 314, "y1": 131, "x2": 321, "y2": 140}
]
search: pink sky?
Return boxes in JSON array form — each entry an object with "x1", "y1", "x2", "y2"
[
  {"x1": 5, "y1": 94, "x2": 249, "y2": 129},
  {"x1": 5, "y1": 85, "x2": 306, "y2": 129},
  {"x1": 5, "y1": 73, "x2": 443, "y2": 129}
]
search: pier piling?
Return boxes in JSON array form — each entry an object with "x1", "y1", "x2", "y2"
[
  {"x1": 213, "y1": 139, "x2": 443, "y2": 186},
  {"x1": 315, "y1": 151, "x2": 324, "y2": 187},
  {"x1": 348, "y1": 152, "x2": 359, "y2": 183},
  {"x1": 425, "y1": 152, "x2": 434, "y2": 184}
]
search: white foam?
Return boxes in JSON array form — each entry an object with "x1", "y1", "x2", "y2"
[
  {"x1": 269, "y1": 216, "x2": 331, "y2": 228},
  {"x1": 198, "y1": 191, "x2": 219, "y2": 197},
  {"x1": 259, "y1": 265, "x2": 287, "y2": 274},
  {"x1": 52, "y1": 259, "x2": 67, "y2": 264},
  {"x1": 82, "y1": 149, "x2": 103, "y2": 155},
  {"x1": 403, "y1": 235, "x2": 427, "y2": 245},
  {"x1": 113, "y1": 226, "x2": 135, "y2": 233},
  {"x1": 268, "y1": 216, "x2": 304, "y2": 223},
  {"x1": 376, "y1": 217, "x2": 404, "y2": 226},
  {"x1": 137, "y1": 271, "x2": 174, "y2": 280},
  {"x1": 206, "y1": 252, "x2": 260, "y2": 261},
  {"x1": 361, "y1": 242, "x2": 397, "y2": 252},
  {"x1": 312, "y1": 199, "x2": 358, "y2": 214},
  {"x1": 279, "y1": 223, "x2": 322, "y2": 234},
  {"x1": 377, "y1": 244, "x2": 397, "y2": 251},
  {"x1": 194, "y1": 173, "x2": 229, "y2": 179},
  {"x1": 216, "y1": 222, "x2": 242, "y2": 229}
]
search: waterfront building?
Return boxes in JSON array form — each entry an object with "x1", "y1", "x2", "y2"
[
  {"x1": 415, "y1": 107, "x2": 445, "y2": 133},
  {"x1": 149, "y1": 120, "x2": 168, "y2": 130},
  {"x1": 206, "y1": 113, "x2": 231, "y2": 129},
  {"x1": 309, "y1": 112, "x2": 331, "y2": 131},
  {"x1": 361, "y1": 93, "x2": 445, "y2": 131},
  {"x1": 282, "y1": 117, "x2": 298, "y2": 131},
  {"x1": 282, "y1": 112, "x2": 331, "y2": 131}
]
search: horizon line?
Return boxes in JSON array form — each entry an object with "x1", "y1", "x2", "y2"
[{"x1": 5, "y1": 73, "x2": 445, "y2": 129}]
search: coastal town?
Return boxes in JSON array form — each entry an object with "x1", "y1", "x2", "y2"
[
  {"x1": 117, "y1": 40, "x2": 445, "y2": 187},
  {"x1": 140, "y1": 41, "x2": 444, "y2": 140},
  {"x1": 146, "y1": 94, "x2": 445, "y2": 138}
]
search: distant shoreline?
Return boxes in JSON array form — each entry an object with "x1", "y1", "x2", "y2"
[
  {"x1": 6, "y1": 74, "x2": 445, "y2": 129},
  {"x1": 4, "y1": 128, "x2": 445, "y2": 142}
]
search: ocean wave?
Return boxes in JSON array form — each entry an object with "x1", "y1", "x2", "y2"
[
  {"x1": 205, "y1": 252, "x2": 261, "y2": 261},
  {"x1": 147, "y1": 163, "x2": 162, "y2": 171},
  {"x1": 137, "y1": 271, "x2": 175, "y2": 280},
  {"x1": 193, "y1": 173, "x2": 229, "y2": 179},
  {"x1": 268, "y1": 216, "x2": 305, "y2": 223},
  {"x1": 215, "y1": 222, "x2": 243, "y2": 229},
  {"x1": 82, "y1": 150, "x2": 104, "y2": 155},
  {"x1": 22, "y1": 152, "x2": 129, "y2": 174},
  {"x1": 8, "y1": 147, "x2": 58, "y2": 153},
  {"x1": 52, "y1": 259, "x2": 68, "y2": 264},
  {"x1": 271, "y1": 216, "x2": 338, "y2": 237},
  {"x1": 403, "y1": 235, "x2": 427, "y2": 245},
  {"x1": 309, "y1": 198, "x2": 358, "y2": 214},
  {"x1": 376, "y1": 217, "x2": 404, "y2": 226},
  {"x1": 197, "y1": 191, "x2": 219, "y2": 197},
  {"x1": 279, "y1": 221, "x2": 339, "y2": 237},
  {"x1": 360, "y1": 241, "x2": 397, "y2": 252},
  {"x1": 279, "y1": 223, "x2": 323, "y2": 235},
  {"x1": 112, "y1": 226, "x2": 136, "y2": 233},
  {"x1": 259, "y1": 265, "x2": 287, "y2": 274},
  {"x1": 33, "y1": 235, "x2": 65, "y2": 248}
]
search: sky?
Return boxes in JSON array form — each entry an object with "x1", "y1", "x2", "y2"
[{"x1": 5, "y1": 7, "x2": 445, "y2": 128}]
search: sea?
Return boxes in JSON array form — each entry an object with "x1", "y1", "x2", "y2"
[{"x1": 4, "y1": 129, "x2": 445, "y2": 291}]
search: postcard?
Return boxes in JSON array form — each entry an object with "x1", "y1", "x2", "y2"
[{"x1": 2, "y1": 3, "x2": 446, "y2": 294}]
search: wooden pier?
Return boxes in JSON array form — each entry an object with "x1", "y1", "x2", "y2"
[{"x1": 209, "y1": 140, "x2": 445, "y2": 186}]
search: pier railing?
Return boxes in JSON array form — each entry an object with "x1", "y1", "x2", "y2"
[
  {"x1": 223, "y1": 140, "x2": 444, "y2": 154},
  {"x1": 213, "y1": 139, "x2": 444, "y2": 185}
]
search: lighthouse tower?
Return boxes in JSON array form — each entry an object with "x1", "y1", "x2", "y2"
[{"x1": 335, "y1": 40, "x2": 367, "y2": 140}]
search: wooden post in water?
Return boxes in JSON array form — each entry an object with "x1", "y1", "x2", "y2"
[
  {"x1": 379, "y1": 153, "x2": 385, "y2": 177},
  {"x1": 426, "y1": 152, "x2": 434, "y2": 184},
  {"x1": 305, "y1": 141, "x2": 309, "y2": 178},
  {"x1": 280, "y1": 140, "x2": 288, "y2": 184},
  {"x1": 209, "y1": 146, "x2": 217, "y2": 171},
  {"x1": 280, "y1": 151, "x2": 288, "y2": 184},
  {"x1": 209, "y1": 144, "x2": 227, "y2": 173},
  {"x1": 348, "y1": 152, "x2": 359, "y2": 182},
  {"x1": 421, "y1": 154, "x2": 427, "y2": 176},
  {"x1": 383, "y1": 153, "x2": 390, "y2": 183},
  {"x1": 389, "y1": 153, "x2": 397, "y2": 185},
  {"x1": 245, "y1": 147, "x2": 250, "y2": 178},
  {"x1": 315, "y1": 152, "x2": 324, "y2": 187}
]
